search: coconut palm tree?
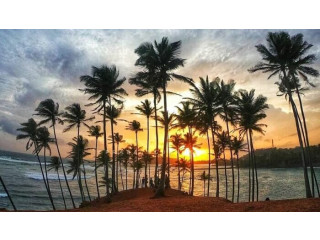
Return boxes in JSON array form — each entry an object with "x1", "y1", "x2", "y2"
[
  {"x1": 113, "y1": 133, "x2": 125, "y2": 190},
  {"x1": 140, "y1": 151, "x2": 153, "y2": 187},
  {"x1": 96, "y1": 150, "x2": 112, "y2": 192},
  {"x1": 231, "y1": 136, "x2": 247, "y2": 203},
  {"x1": 234, "y1": 89, "x2": 269, "y2": 202},
  {"x1": 199, "y1": 171, "x2": 212, "y2": 197},
  {"x1": 48, "y1": 156, "x2": 67, "y2": 209},
  {"x1": 129, "y1": 74, "x2": 162, "y2": 187},
  {"x1": 126, "y1": 121, "x2": 143, "y2": 188},
  {"x1": 177, "y1": 158, "x2": 190, "y2": 188},
  {"x1": 174, "y1": 101, "x2": 197, "y2": 194},
  {"x1": 105, "y1": 105, "x2": 123, "y2": 193},
  {"x1": 133, "y1": 37, "x2": 192, "y2": 197},
  {"x1": 34, "y1": 126, "x2": 55, "y2": 208},
  {"x1": 80, "y1": 65, "x2": 128, "y2": 196},
  {"x1": 170, "y1": 133, "x2": 184, "y2": 190},
  {"x1": 248, "y1": 31, "x2": 318, "y2": 198},
  {"x1": 185, "y1": 76, "x2": 222, "y2": 197},
  {"x1": 63, "y1": 104, "x2": 94, "y2": 202},
  {"x1": 88, "y1": 125, "x2": 103, "y2": 198},
  {"x1": 216, "y1": 131, "x2": 230, "y2": 200},
  {"x1": 34, "y1": 99, "x2": 75, "y2": 208},
  {"x1": 67, "y1": 136, "x2": 91, "y2": 202},
  {"x1": 216, "y1": 79, "x2": 237, "y2": 202},
  {"x1": 182, "y1": 132, "x2": 201, "y2": 195},
  {"x1": 133, "y1": 99, "x2": 155, "y2": 186},
  {"x1": 16, "y1": 118, "x2": 55, "y2": 210},
  {"x1": 118, "y1": 148, "x2": 130, "y2": 190}
]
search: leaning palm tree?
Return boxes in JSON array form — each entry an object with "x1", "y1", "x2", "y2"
[
  {"x1": 48, "y1": 156, "x2": 67, "y2": 209},
  {"x1": 170, "y1": 133, "x2": 184, "y2": 190},
  {"x1": 133, "y1": 37, "x2": 193, "y2": 197},
  {"x1": 248, "y1": 31, "x2": 318, "y2": 198},
  {"x1": 88, "y1": 125, "x2": 103, "y2": 198},
  {"x1": 133, "y1": 99, "x2": 155, "y2": 187},
  {"x1": 80, "y1": 65, "x2": 128, "y2": 196},
  {"x1": 231, "y1": 136, "x2": 247, "y2": 203},
  {"x1": 216, "y1": 131, "x2": 230, "y2": 200},
  {"x1": 126, "y1": 121, "x2": 143, "y2": 188},
  {"x1": 67, "y1": 136, "x2": 91, "y2": 202},
  {"x1": 34, "y1": 99, "x2": 75, "y2": 208},
  {"x1": 105, "y1": 105, "x2": 123, "y2": 193},
  {"x1": 234, "y1": 89, "x2": 269, "y2": 202},
  {"x1": 185, "y1": 76, "x2": 222, "y2": 197},
  {"x1": 16, "y1": 118, "x2": 55, "y2": 210},
  {"x1": 34, "y1": 126, "x2": 55, "y2": 208},
  {"x1": 63, "y1": 103, "x2": 94, "y2": 202},
  {"x1": 113, "y1": 132, "x2": 125, "y2": 190}
]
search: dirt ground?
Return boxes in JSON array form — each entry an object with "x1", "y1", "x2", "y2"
[{"x1": 67, "y1": 188, "x2": 320, "y2": 212}]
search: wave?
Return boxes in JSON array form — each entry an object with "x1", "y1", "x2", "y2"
[
  {"x1": 0, "y1": 193, "x2": 8, "y2": 198},
  {"x1": 0, "y1": 156, "x2": 39, "y2": 165},
  {"x1": 25, "y1": 172, "x2": 94, "y2": 181}
]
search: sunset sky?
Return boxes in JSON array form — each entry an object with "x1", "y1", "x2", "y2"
[{"x1": 0, "y1": 29, "x2": 320, "y2": 160}]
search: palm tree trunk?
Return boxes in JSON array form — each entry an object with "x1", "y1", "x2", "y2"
[
  {"x1": 206, "y1": 130, "x2": 211, "y2": 197},
  {"x1": 82, "y1": 160, "x2": 91, "y2": 202},
  {"x1": 211, "y1": 120, "x2": 219, "y2": 198},
  {"x1": 167, "y1": 135, "x2": 171, "y2": 189},
  {"x1": 52, "y1": 124, "x2": 75, "y2": 208},
  {"x1": 246, "y1": 131, "x2": 251, "y2": 202},
  {"x1": 236, "y1": 153, "x2": 240, "y2": 203},
  {"x1": 225, "y1": 118, "x2": 235, "y2": 202},
  {"x1": 43, "y1": 148, "x2": 56, "y2": 210},
  {"x1": 95, "y1": 137, "x2": 100, "y2": 198},
  {"x1": 223, "y1": 150, "x2": 228, "y2": 200},
  {"x1": 119, "y1": 159, "x2": 124, "y2": 190},
  {"x1": 77, "y1": 125, "x2": 85, "y2": 202},
  {"x1": 155, "y1": 83, "x2": 168, "y2": 197},
  {"x1": 125, "y1": 165, "x2": 128, "y2": 190},
  {"x1": 103, "y1": 101, "x2": 109, "y2": 196},
  {"x1": 249, "y1": 130, "x2": 258, "y2": 201},
  {"x1": 153, "y1": 95, "x2": 159, "y2": 186},
  {"x1": 136, "y1": 131, "x2": 139, "y2": 188},
  {"x1": 145, "y1": 117, "x2": 149, "y2": 188},
  {"x1": 57, "y1": 170, "x2": 67, "y2": 210},
  {"x1": 116, "y1": 143, "x2": 119, "y2": 191},
  {"x1": 0, "y1": 176, "x2": 17, "y2": 211},
  {"x1": 177, "y1": 151, "x2": 181, "y2": 190}
]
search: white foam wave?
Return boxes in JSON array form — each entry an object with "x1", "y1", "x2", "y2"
[
  {"x1": 0, "y1": 156, "x2": 39, "y2": 165},
  {"x1": 25, "y1": 172, "x2": 94, "y2": 180},
  {"x1": 0, "y1": 193, "x2": 8, "y2": 198}
]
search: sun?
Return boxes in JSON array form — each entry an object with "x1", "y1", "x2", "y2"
[{"x1": 181, "y1": 148, "x2": 207, "y2": 161}]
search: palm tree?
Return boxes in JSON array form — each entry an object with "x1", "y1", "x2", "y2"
[
  {"x1": 126, "y1": 121, "x2": 143, "y2": 188},
  {"x1": 133, "y1": 37, "x2": 192, "y2": 197},
  {"x1": 105, "y1": 105, "x2": 123, "y2": 193},
  {"x1": 177, "y1": 158, "x2": 190, "y2": 188},
  {"x1": 234, "y1": 89, "x2": 269, "y2": 202},
  {"x1": 88, "y1": 125, "x2": 103, "y2": 198},
  {"x1": 80, "y1": 65, "x2": 128, "y2": 196},
  {"x1": 48, "y1": 156, "x2": 67, "y2": 209},
  {"x1": 216, "y1": 131, "x2": 230, "y2": 200},
  {"x1": 113, "y1": 132, "x2": 125, "y2": 190},
  {"x1": 34, "y1": 126, "x2": 56, "y2": 208},
  {"x1": 16, "y1": 118, "x2": 55, "y2": 210},
  {"x1": 134, "y1": 100, "x2": 155, "y2": 187},
  {"x1": 96, "y1": 150, "x2": 112, "y2": 193},
  {"x1": 67, "y1": 136, "x2": 91, "y2": 202},
  {"x1": 182, "y1": 132, "x2": 201, "y2": 195},
  {"x1": 118, "y1": 148, "x2": 130, "y2": 190},
  {"x1": 231, "y1": 137, "x2": 247, "y2": 203},
  {"x1": 216, "y1": 79, "x2": 237, "y2": 202},
  {"x1": 185, "y1": 76, "x2": 222, "y2": 197},
  {"x1": 129, "y1": 74, "x2": 162, "y2": 187},
  {"x1": 63, "y1": 103, "x2": 94, "y2": 202},
  {"x1": 170, "y1": 133, "x2": 184, "y2": 190},
  {"x1": 248, "y1": 31, "x2": 318, "y2": 198},
  {"x1": 34, "y1": 99, "x2": 75, "y2": 208},
  {"x1": 199, "y1": 171, "x2": 212, "y2": 197},
  {"x1": 175, "y1": 101, "x2": 197, "y2": 194}
]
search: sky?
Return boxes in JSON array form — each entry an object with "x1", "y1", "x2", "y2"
[{"x1": 0, "y1": 29, "x2": 320, "y2": 160}]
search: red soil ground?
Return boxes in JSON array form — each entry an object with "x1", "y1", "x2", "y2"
[{"x1": 68, "y1": 188, "x2": 320, "y2": 212}]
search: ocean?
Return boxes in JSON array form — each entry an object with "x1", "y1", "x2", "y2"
[{"x1": 1, "y1": 149, "x2": 319, "y2": 211}]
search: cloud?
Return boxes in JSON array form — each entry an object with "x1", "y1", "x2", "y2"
[{"x1": 0, "y1": 116, "x2": 19, "y2": 135}]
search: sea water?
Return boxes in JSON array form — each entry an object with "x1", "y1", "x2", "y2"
[{"x1": 1, "y1": 149, "x2": 319, "y2": 211}]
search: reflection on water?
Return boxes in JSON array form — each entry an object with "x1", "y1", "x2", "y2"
[{"x1": 1, "y1": 152, "x2": 319, "y2": 210}]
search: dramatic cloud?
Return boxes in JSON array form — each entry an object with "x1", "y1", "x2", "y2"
[{"x1": 0, "y1": 29, "x2": 320, "y2": 157}]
